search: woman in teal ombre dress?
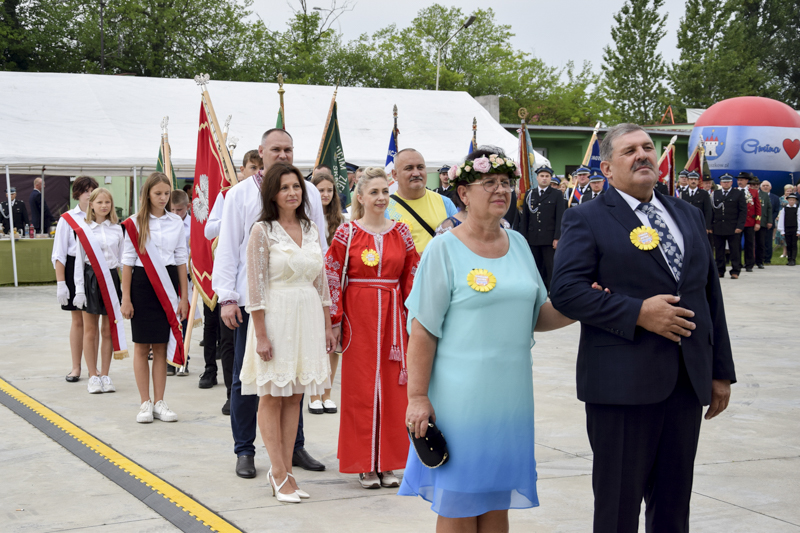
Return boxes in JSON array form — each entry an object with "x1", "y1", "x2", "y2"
[{"x1": 398, "y1": 148, "x2": 576, "y2": 533}]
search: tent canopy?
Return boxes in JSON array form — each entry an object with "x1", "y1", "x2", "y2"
[{"x1": 2, "y1": 72, "x2": 544, "y2": 177}]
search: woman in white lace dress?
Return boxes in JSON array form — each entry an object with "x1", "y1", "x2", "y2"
[{"x1": 240, "y1": 163, "x2": 336, "y2": 503}]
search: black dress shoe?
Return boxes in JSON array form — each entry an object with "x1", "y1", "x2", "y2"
[
  {"x1": 166, "y1": 365, "x2": 176, "y2": 376},
  {"x1": 65, "y1": 374, "x2": 80, "y2": 383},
  {"x1": 198, "y1": 372, "x2": 218, "y2": 389},
  {"x1": 221, "y1": 398, "x2": 231, "y2": 415},
  {"x1": 235, "y1": 455, "x2": 256, "y2": 478},
  {"x1": 292, "y1": 448, "x2": 325, "y2": 471},
  {"x1": 757, "y1": 264, "x2": 764, "y2": 269},
  {"x1": 745, "y1": 268, "x2": 753, "y2": 272},
  {"x1": 199, "y1": 339, "x2": 205, "y2": 347}
]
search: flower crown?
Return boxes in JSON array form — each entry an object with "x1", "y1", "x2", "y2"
[{"x1": 448, "y1": 154, "x2": 521, "y2": 183}]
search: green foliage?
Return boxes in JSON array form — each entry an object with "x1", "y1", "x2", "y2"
[
  {"x1": 1, "y1": 0, "x2": 31, "y2": 70},
  {"x1": 601, "y1": 0, "x2": 669, "y2": 125}
]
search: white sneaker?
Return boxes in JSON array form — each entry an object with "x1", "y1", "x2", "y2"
[
  {"x1": 322, "y1": 399, "x2": 338, "y2": 413},
  {"x1": 100, "y1": 375, "x2": 115, "y2": 393},
  {"x1": 359, "y1": 471, "x2": 380, "y2": 489},
  {"x1": 153, "y1": 400, "x2": 177, "y2": 422},
  {"x1": 379, "y1": 471, "x2": 400, "y2": 488},
  {"x1": 308, "y1": 400, "x2": 324, "y2": 414},
  {"x1": 137, "y1": 400, "x2": 154, "y2": 423},
  {"x1": 87, "y1": 376, "x2": 103, "y2": 394}
]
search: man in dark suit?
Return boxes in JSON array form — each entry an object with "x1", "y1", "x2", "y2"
[
  {"x1": 433, "y1": 165, "x2": 458, "y2": 204},
  {"x1": 754, "y1": 176, "x2": 772, "y2": 268},
  {"x1": 551, "y1": 124, "x2": 736, "y2": 533},
  {"x1": 514, "y1": 165, "x2": 565, "y2": 290},
  {"x1": 760, "y1": 180, "x2": 782, "y2": 264},
  {"x1": 712, "y1": 174, "x2": 747, "y2": 279},
  {"x1": 29, "y1": 178, "x2": 54, "y2": 234},
  {"x1": 680, "y1": 171, "x2": 712, "y2": 231}
]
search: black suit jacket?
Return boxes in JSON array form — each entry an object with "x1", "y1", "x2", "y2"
[
  {"x1": 29, "y1": 189, "x2": 54, "y2": 232},
  {"x1": 550, "y1": 187, "x2": 736, "y2": 406},
  {"x1": 681, "y1": 188, "x2": 712, "y2": 230},
  {"x1": 581, "y1": 190, "x2": 604, "y2": 203},
  {"x1": 515, "y1": 187, "x2": 566, "y2": 246},
  {"x1": 711, "y1": 188, "x2": 747, "y2": 235}
]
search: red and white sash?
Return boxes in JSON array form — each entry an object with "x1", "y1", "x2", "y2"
[
  {"x1": 122, "y1": 218, "x2": 185, "y2": 366},
  {"x1": 62, "y1": 212, "x2": 128, "y2": 359}
]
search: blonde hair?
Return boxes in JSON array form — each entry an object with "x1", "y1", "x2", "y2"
[
  {"x1": 350, "y1": 167, "x2": 389, "y2": 220},
  {"x1": 135, "y1": 172, "x2": 172, "y2": 252},
  {"x1": 86, "y1": 188, "x2": 118, "y2": 224}
]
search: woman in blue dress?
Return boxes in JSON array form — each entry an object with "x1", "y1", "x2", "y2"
[{"x1": 399, "y1": 148, "x2": 577, "y2": 532}]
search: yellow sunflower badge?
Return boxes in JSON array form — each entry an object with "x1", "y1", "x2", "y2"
[
  {"x1": 361, "y1": 249, "x2": 380, "y2": 267},
  {"x1": 630, "y1": 226, "x2": 660, "y2": 251},
  {"x1": 467, "y1": 268, "x2": 497, "y2": 293},
  {"x1": 398, "y1": 219, "x2": 414, "y2": 232}
]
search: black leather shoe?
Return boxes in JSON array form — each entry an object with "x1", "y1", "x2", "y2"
[
  {"x1": 745, "y1": 268, "x2": 753, "y2": 272},
  {"x1": 292, "y1": 448, "x2": 325, "y2": 471},
  {"x1": 198, "y1": 372, "x2": 217, "y2": 389},
  {"x1": 757, "y1": 264, "x2": 764, "y2": 269},
  {"x1": 166, "y1": 365, "x2": 176, "y2": 376},
  {"x1": 65, "y1": 373, "x2": 80, "y2": 383},
  {"x1": 221, "y1": 398, "x2": 231, "y2": 415},
  {"x1": 236, "y1": 455, "x2": 256, "y2": 478},
  {"x1": 199, "y1": 339, "x2": 205, "y2": 347}
]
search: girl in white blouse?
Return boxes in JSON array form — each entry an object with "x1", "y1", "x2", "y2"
[
  {"x1": 52, "y1": 176, "x2": 98, "y2": 383},
  {"x1": 121, "y1": 172, "x2": 189, "y2": 424},
  {"x1": 73, "y1": 188, "x2": 124, "y2": 394}
]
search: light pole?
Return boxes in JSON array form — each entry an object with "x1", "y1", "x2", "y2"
[{"x1": 435, "y1": 15, "x2": 476, "y2": 91}]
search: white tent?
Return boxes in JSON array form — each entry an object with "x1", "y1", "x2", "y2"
[{"x1": 2, "y1": 72, "x2": 545, "y2": 176}]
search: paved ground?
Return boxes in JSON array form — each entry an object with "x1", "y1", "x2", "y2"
[{"x1": 1, "y1": 265, "x2": 799, "y2": 532}]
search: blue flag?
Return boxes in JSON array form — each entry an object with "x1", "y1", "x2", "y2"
[
  {"x1": 589, "y1": 138, "x2": 601, "y2": 172},
  {"x1": 468, "y1": 141, "x2": 474, "y2": 155},
  {"x1": 384, "y1": 130, "x2": 398, "y2": 174}
]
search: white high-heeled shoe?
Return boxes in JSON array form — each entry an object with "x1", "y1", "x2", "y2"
[
  {"x1": 269, "y1": 468, "x2": 301, "y2": 503},
  {"x1": 287, "y1": 473, "x2": 310, "y2": 499}
]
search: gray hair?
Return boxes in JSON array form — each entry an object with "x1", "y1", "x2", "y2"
[{"x1": 600, "y1": 123, "x2": 647, "y2": 162}]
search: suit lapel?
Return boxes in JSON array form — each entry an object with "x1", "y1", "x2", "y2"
[{"x1": 605, "y1": 187, "x2": 675, "y2": 281}]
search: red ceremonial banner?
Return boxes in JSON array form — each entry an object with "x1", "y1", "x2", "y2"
[
  {"x1": 190, "y1": 103, "x2": 231, "y2": 309},
  {"x1": 658, "y1": 144, "x2": 675, "y2": 196}
]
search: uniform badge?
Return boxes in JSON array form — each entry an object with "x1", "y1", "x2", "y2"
[
  {"x1": 361, "y1": 249, "x2": 380, "y2": 267},
  {"x1": 630, "y1": 226, "x2": 660, "y2": 251},
  {"x1": 467, "y1": 268, "x2": 496, "y2": 292}
]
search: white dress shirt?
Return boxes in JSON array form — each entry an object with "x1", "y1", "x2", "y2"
[
  {"x1": 777, "y1": 206, "x2": 800, "y2": 235},
  {"x1": 122, "y1": 212, "x2": 188, "y2": 267},
  {"x1": 213, "y1": 173, "x2": 328, "y2": 307},
  {"x1": 617, "y1": 189, "x2": 684, "y2": 281},
  {"x1": 182, "y1": 212, "x2": 191, "y2": 250},
  {"x1": 51, "y1": 205, "x2": 85, "y2": 267},
  {"x1": 77, "y1": 220, "x2": 124, "y2": 269},
  {"x1": 204, "y1": 191, "x2": 226, "y2": 240}
]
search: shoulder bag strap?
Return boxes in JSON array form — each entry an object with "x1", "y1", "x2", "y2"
[
  {"x1": 340, "y1": 222, "x2": 353, "y2": 292},
  {"x1": 390, "y1": 194, "x2": 436, "y2": 237}
]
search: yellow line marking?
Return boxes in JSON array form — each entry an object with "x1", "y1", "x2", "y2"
[{"x1": 0, "y1": 378, "x2": 241, "y2": 533}]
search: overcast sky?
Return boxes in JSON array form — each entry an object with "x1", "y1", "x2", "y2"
[{"x1": 251, "y1": 0, "x2": 688, "y2": 75}]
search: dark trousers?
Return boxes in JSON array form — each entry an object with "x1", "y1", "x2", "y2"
[
  {"x1": 530, "y1": 244, "x2": 555, "y2": 291},
  {"x1": 219, "y1": 315, "x2": 234, "y2": 398},
  {"x1": 203, "y1": 303, "x2": 219, "y2": 374},
  {"x1": 231, "y1": 307, "x2": 305, "y2": 456},
  {"x1": 741, "y1": 226, "x2": 756, "y2": 269},
  {"x1": 585, "y1": 356, "x2": 702, "y2": 533},
  {"x1": 787, "y1": 232, "x2": 798, "y2": 262},
  {"x1": 755, "y1": 226, "x2": 768, "y2": 265},
  {"x1": 762, "y1": 226, "x2": 774, "y2": 263},
  {"x1": 714, "y1": 233, "x2": 741, "y2": 275}
]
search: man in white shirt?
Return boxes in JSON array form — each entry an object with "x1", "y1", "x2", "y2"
[{"x1": 214, "y1": 128, "x2": 327, "y2": 479}]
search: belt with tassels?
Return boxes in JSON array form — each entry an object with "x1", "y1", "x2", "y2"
[{"x1": 347, "y1": 278, "x2": 407, "y2": 385}]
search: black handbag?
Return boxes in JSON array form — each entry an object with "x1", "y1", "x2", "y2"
[{"x1": 408, "y1": 419, "x2": 449, "y2": 468}]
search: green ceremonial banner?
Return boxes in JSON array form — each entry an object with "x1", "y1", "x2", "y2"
[
  {"x1": 156, "y1": 146, "x2": 178, "y2": 189},
  {"x1": 276, "y1": 107, "x2": 284, "y2": 129},
  {"x1": 317, "y1": 101, "x2": 349, "y2": 206}
]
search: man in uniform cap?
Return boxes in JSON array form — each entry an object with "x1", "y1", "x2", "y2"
[
  {"x1": 701, "y1": 174, "x2": 715, "y2": 193},
  {"x1": 735, "y1": 171, "x2": 761, "y2": 272},
  {"x1": 569, "y1": 166, "x2": 592, "y2": 206},
  {"x1": 582, "y1": 173, "x2": 606, "y2": 202},
  {"x1": 753, "y1": 175, "x2": 772, "y2": 268},
  {"x1": 676, "y1": 170, "x2": 690, "y2": 195},
  {"x1": 0, "y1": 187, "x2": 29, "y2": 234},
  {"x1": 711, "y1": 173, "x2": 747, "y2": 278},
  {"x1": 433, "y1": 165, "x2": 458, "y2": 204},
  {"x1": 681, "y1": 171, "x2": 712, "y2": 234},
  {"x1": 514, "y1": 164, "x2": 565, "y2": 291},
  {"x1": 550, "y1": 175, "x2": 561, "y2": 188}
]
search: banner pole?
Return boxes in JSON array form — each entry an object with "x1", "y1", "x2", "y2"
[
  {"x1": 40, "y1": 166, "x2": 46, "y2": 235},
  {"x1": 5, "y1": 165, "x2": 18, "y2": 286}
]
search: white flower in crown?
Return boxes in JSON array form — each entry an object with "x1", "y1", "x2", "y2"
[{"x1": 193, "y1": 174, "x2": 209, "y2": 223}]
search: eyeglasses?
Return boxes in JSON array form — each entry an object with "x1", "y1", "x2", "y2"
[{"x1": 467, "y1": 177, "x2": 515, "y2": 193}]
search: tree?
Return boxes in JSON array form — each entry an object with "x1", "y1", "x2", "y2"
[
  {"x1": 601, "y1": 0, "x2": 669, "y2": 124},
  {"x1": 0, "y1": 0, "x2": 32, "y2": 70}
]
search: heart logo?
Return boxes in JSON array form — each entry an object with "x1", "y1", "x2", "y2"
[{"x1": 784, "y1": 139, "x2": 800, "y2": 160}]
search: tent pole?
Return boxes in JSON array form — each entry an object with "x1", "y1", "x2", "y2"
[
  {"x1": 40, "y1": 166, "x2": 46, "y2": 235},
  {"x1": 5, "y1": 165, "x2": 18, "y2": 286},
  {"x1": 133, "y1": 167, "x2": 137, "y2": 209}
]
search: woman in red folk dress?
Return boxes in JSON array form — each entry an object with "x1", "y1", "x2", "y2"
[{"x1": 325, "y1": 167, "x2": 420, "y2": 489}]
